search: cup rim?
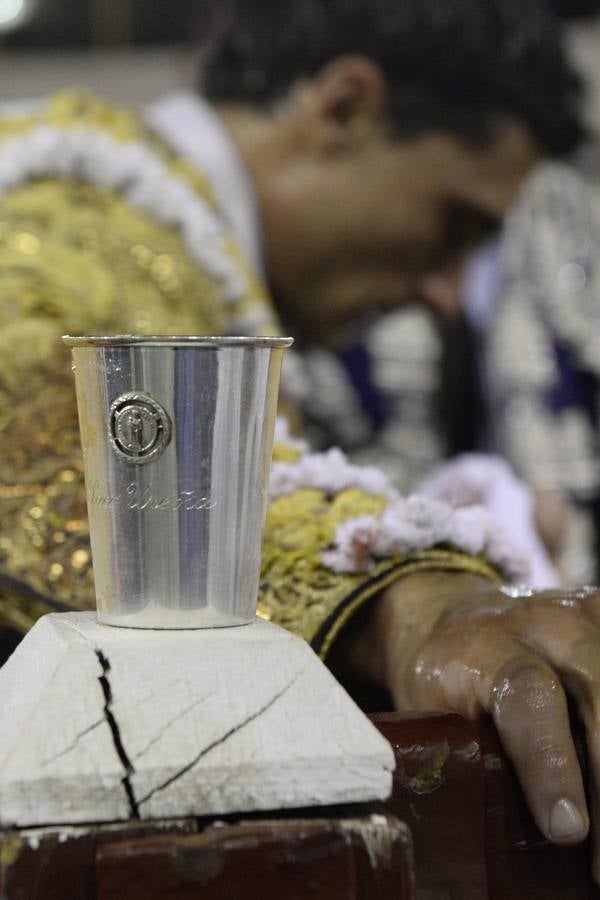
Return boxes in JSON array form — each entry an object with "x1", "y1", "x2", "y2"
[{"x1": 63, "y1": 334, "x2": 294, "y2": 349}]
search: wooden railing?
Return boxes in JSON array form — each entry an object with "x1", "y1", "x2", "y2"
[
  {"x1": 373, "y1": 713, "x2": 598, "y2": 899},
  {"x1": 1, "y1": 713, "x2": 598, "y2": 898}
]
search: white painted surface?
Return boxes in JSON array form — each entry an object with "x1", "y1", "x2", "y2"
[{"x1": 0, "y1": 613, "x2": 394, "y2": 827}]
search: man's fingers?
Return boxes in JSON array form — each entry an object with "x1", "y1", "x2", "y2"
[
  {"x1": 583, "y1": 728, "x2": 600, "y2": 885},
  {"x1": 553, "y1": 640, "x2": 600, "y2": 882},
  {"x1": 490, "y1": 655, "x2": 589, "y2": 845},
  {"x1": 529, "y1": 627, "x2": 600, "y2": 871}
]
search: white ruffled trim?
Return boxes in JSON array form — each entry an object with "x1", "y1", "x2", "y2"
[
  {"x1": 269, "y1": 447, "x2": 397, "y2": 501},
  {"x1": 321, "y1": 495, "x2": 530, "y2": 582},
  {"x1": 268, "y1": 444, "x2": 530, "y2": 583},
  {"x1": 0, "y1": 124, "x2": 246, "y2": 302},
  {"x1": 419, "y1": 454, "x2": 558, "y2": 588}
]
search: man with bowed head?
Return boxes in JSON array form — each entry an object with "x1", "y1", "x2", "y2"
[{"x1": 0, "y1": 0, "x2": 598, "y2": 877}]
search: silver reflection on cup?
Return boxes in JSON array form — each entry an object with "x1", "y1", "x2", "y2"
[{"x1": 63, "y1": 335, "x2": 293, "y2": 629}]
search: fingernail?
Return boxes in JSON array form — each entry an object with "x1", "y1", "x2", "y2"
[{"x1": 549, "y1": 798, "x2": 588, "y2": 841}]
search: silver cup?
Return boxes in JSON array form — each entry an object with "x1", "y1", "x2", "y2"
[{"x1": 63, "y1": 335, "x2": 293, "y2": 629}]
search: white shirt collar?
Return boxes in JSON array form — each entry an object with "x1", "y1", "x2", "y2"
[{"x1": 145, "y1": 91, "x2": 264, "y2": 275}]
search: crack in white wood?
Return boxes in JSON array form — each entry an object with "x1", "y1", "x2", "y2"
[
  {"x1": 0, "y1": 615, "x2": 395, "y2": 825},
  {"x1": 95, "y1": 649, "x2": 139, "y2": 818},
  {"x1": 40, "y1": 718, "x2": 104, "y2": 767},
  {"x1": 132, "y1": 692, "x2": 213, "y2": 762},
  {"x1": 137, "y1": 670, "x2": 305, "y2": 808},
  {"x1": 131, "y1": 677, "x2": 182, "y2": 711}
]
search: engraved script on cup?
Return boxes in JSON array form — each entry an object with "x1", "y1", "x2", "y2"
[{"x1": 87, "y1": 481, "x2": 216, "y2": 512}]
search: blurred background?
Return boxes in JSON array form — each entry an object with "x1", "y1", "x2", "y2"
[
  {"x1": 0, "y1": 0, "x2": 599, "y2": 585},
  {"x1": 0, "y1": 0, "x2": 204, "y2": 105},
  {"x1": 0, "y1": 0, "x2": 599, "y2": 118}
]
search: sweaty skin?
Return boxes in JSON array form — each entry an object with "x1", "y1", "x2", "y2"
[{"x1": 332, "y1": 572, "x2": 600, "y2": 877}]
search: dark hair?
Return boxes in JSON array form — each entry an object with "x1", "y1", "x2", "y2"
[
  {"x1": 547, "y1": 0, "x2": 600, "y2": 19},
  {"x1": 200, "y1": 0, "x2": 584, "y2": 155}
]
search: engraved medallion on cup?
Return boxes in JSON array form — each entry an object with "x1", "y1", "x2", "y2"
[{"x1": 109, "y1": 392, "x2": 172, "y2": 465}]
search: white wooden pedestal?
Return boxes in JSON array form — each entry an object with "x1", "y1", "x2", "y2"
[{"x1": 0, "y1": 613, "x2": 394, "y2": 828}]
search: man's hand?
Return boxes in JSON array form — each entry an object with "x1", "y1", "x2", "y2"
[{"x1": 333, "y1": 571, "x2": 600, "y2": 878}]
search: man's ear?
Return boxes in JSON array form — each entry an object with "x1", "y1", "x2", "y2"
[{"x1": 302, "y1": 56, "x2": 387, "y2": 153}]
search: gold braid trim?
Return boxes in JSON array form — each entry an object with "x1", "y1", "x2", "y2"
[
  {"x1": 314, "y1": 551, "x2": 501, "y2": 661},
  {"x1": 259, "y1": 486, "x2": 501, "y2": 660}
]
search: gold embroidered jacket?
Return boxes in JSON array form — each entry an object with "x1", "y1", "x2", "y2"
[{"x1": 0, "y1": 92, "x2": 499, "y2": 660}]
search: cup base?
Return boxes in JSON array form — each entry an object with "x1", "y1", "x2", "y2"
[{"x1": 96, "y1": 606, "x2": 258, "y2": 630}]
